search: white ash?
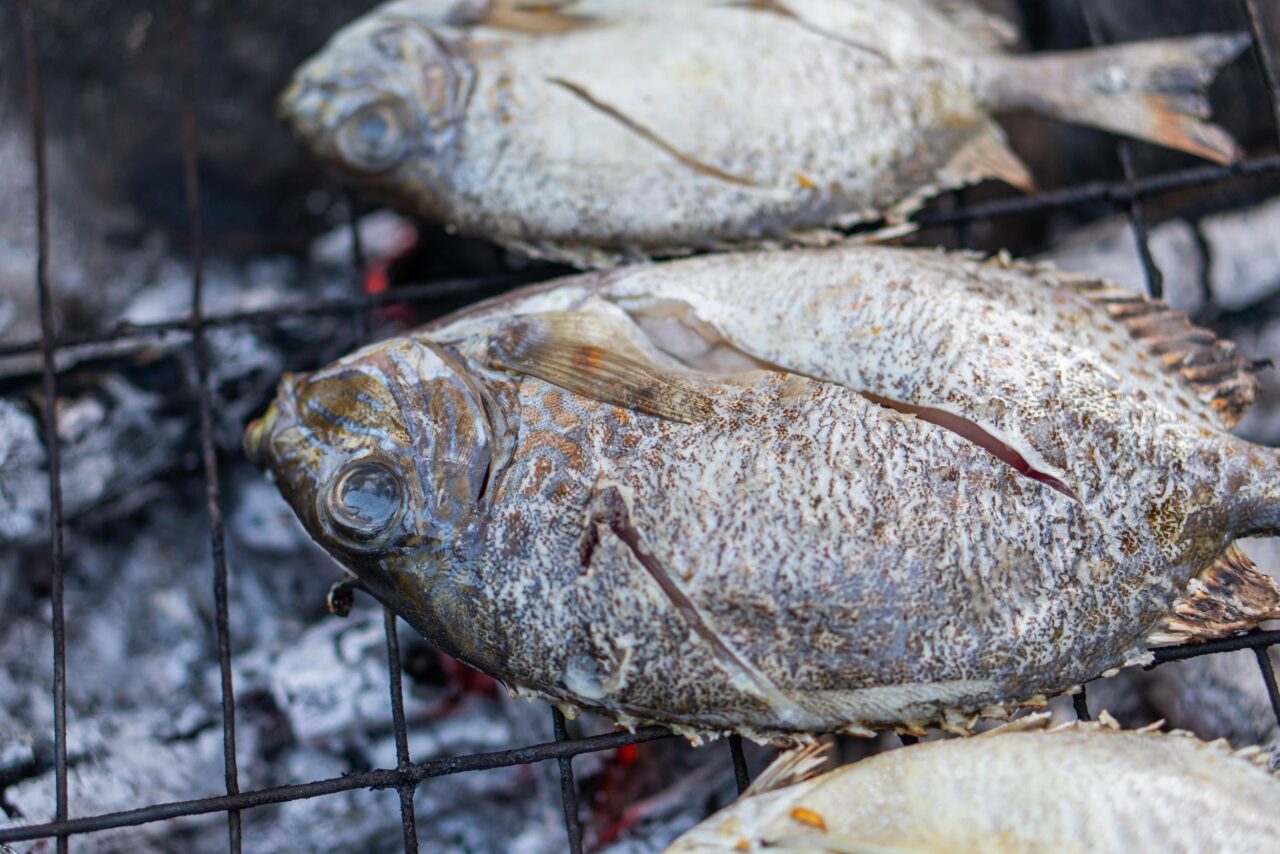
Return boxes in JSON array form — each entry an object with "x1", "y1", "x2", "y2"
[
  {"x1": 0, "y1": 250, "x2": 357, "y2": 547},
  {"x1": 0, "y1": 400, "x2": 45, "y2": 541},
  {"x1": 0, "y1": 117, "x2": 172, "y2": 362},
  {"x1": 307, "y1": 210, "x2": 418, "y2": 269},
  {"x1": 1200, "y1": 197, "x2": 1280, "y2": 312},
  {"x1": 0, "y1": 377, "x2": 185, "y2": 543}
]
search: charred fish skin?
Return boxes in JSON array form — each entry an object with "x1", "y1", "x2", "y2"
[
  {"x1": 280, "y1": 0, "x2": 1245, "y2": 267},
  {"x1": 247, "y1": 245, "x2": 1280, "y2": 743},
  {"x1": 663, "y1": 715, "x2": 1280, "y2": 853}
]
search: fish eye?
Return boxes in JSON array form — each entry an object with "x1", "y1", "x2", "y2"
[
  {"x1": 336, "y1": 102, "x2": 410, "y2": 173},
  {"x1": 325, "y1": 458, "x2": 404, "y2": 544}
]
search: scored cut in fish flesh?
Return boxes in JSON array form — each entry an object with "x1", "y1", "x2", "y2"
[
  {"x1": 279, "y1": 0, "x2": 1248, "y2": 267},
  {"x1": 244, "y1": 245, "x2": 1280, "y2": 743},
  {"x1": 663, "y1": 714, "x2": 1280, "y2": 852}
]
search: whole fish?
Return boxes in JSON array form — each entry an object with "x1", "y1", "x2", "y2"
[
  {"x1": 664, "y1": 714, "x2": 1280, "y2": 852},
  {"x1": 245, "y1": 245, "x2": 1280, "y2": 743},
  {"x1": 279, "y1": 0, "x2": 1246, "y2": 267}
]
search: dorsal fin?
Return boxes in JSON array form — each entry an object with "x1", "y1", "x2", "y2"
[
  {"x1": 1147, "y1": 542, "x2": 1280, "y2": 646},
  {"x1": 934, "y1": 0, "x2": 1019, "y2": 51},
  {"x1": 1065, "y1": 278, "x2": 1260, "y2": 429},
  {"x1": 743, "y1": 742, "x2": 831, "y2": 796}
]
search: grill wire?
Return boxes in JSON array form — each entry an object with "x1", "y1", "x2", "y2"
[{"x1": 4, "y1": 0, "x2": 1280, "y2": 850}]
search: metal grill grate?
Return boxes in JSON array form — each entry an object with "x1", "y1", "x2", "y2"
[{"x1": 4, "y1": 0, "x2": 1280, "y2": 850}]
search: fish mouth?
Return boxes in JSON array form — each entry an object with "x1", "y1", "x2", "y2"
[
  {"x1": 244, "y1": 373, "x2": 300, "y2": 470},
  {"x1": 243, "y1": 405, "x2": 278, "y2": 470},
  {"x1": 276, "y1": 76, "x2": 305, "y2": 123},
  {"x1": 276, "y1": 73, "x2": 334, "y2": 142}
]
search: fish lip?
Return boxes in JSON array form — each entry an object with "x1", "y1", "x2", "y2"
[
  {"x1": 243, "y1": 372, "x2": 300, "y2": 470},
  {"x1": 276, "y1": 76, "x2": 305, "y2": 123},
  {"x1": 276, "y1": 73, "x2": 337, "y2": 145},
  {"x1": 242, "y1": 407, "x2": 275, "y2": 470}
]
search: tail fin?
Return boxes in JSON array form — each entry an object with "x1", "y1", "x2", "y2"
[{"x1": 979, "y1": 33, "x2": 1248, "y2": 164}]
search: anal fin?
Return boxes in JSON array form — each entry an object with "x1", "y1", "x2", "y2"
[
  {"x1": 1148, "y1": 543, "x2": 1280, "y2": 646},
  {"x1": 936, "y1": 120, "x2": 1036, "y2": 195}
]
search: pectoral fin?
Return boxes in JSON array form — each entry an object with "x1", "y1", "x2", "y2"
[
  {"x1": 470, "y1": 1, "x2": 594, "y2": 34},
  {"x1": 487, "y1": 311, "x2": 717, "y2": 422},
  {"x1": 1148, "y1": 542, "x2": 1280, "y2": 646}
]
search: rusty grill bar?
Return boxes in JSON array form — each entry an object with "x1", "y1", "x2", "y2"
[
  {"x1": 4, "y1": 0, "x2": 1280, "y2": 850},
  {"x1": 15, "y1": 1, "x2": 67, "y2": 852},
  {"x1": 177, "y1": 5, "x2": 243, "y2": 850}
]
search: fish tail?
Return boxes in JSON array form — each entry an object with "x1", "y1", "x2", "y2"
[{"x1": 978, "y1": 33, "x2": 1248, "y2": 164}]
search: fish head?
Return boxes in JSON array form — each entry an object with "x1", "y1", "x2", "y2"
[
  {"x1": 279, "y1": 4, "x2": 474, "y2": 199},
  {"x1": 244, "y1": 336, "x2": 494, "y2": 593}
]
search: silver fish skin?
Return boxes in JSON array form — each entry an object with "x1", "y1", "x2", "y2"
[
  {"x1": 245, "y1": 245, "x2": 1280, "y2": 743},
  {"x1": 279, "y1": 0, "x2": 1247, "y2": 267},
  {"x1": 664, "y1": 715, "x2": 1280, "y2": 853}
]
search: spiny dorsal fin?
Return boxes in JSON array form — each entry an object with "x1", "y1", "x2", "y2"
[
  {"x1": 1065, "y1": 277, "x2": 1260, "y2": 429},
  {"x1": 934, "y1": 0, "x2": 1019, "y2": 51},
  {"x1": 727, "y1": 0, "x2": 893, "y2": 65},
  {"x1": 487, "y1": 310, "x2": 718, "y2": 423},
  {"x1": 1147, "y1": 542, "x2": 1280, "y2": 647},
  {"x1": 743, "y1": 742, "x2": 831, "y2": 797}
]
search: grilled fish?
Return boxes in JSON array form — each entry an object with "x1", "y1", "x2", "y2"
[
  {"x1": 245, "y1": 245, "x2": 1280, "y2": 743},
  {"x1": 664, "y1": 714, "x2": 1280, "y2": 852},
  {"x1": 280, "y1": 0, "x2": 1246, "y2": 267}
]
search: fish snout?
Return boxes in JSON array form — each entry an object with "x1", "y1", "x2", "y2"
[
  {"x1": 276, "y1": 73, "x2": 329, "y2": 140},
  {"x1": 243, "y1": 373, "x2": 300, "y2": 470},
  {"x1": 276, "y1": 75, "x2": 306, "y2": 123}
]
